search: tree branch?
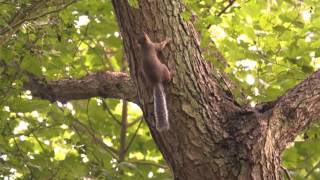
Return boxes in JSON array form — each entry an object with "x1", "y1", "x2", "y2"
[
  {"x1": 269, "y1": 70, "x2": 320, "y2": 150},
  {"x1": 24, "y1": 0, "x2": 77, "y2": 22},
  {"x1": 119, "y1": 100, "x2": 128, "y2": 162},
  {"x1": 305, "y1": 160, "x2": 320, "y2": 179},
  {"x1": 217, "y1": 0, "x2": 236, "y2": 17},
  {"x1": 281, "y1": 166, "x2": 292, "y2": 180},
  {"x1": 0, "y1": 0, "x2": 77, "y2": 45},
  {"x1": 23, "y1": 71, "x2": 138, "y2": 103},
  {"x1": 102, "y1": 100, "x2": 122, "y2": 125},
  {"x1": 71, "y1": 118, "x2": 119, "y2": 159}
]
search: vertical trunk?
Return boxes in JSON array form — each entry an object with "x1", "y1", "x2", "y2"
[{"x1": 111, "y1": 0, "x2": 283, "y2": 179}]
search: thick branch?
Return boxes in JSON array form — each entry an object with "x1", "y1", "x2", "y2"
[
  {"x1": 269, "y1": 70, "x2": 320, "y2": 150},
  {"x1": 23, "y1": 71, "x2": 138, "y2": 103}
]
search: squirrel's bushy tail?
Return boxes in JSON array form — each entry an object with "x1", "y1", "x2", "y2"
[{"x1": 153, "y1": 83, "x2": 169, "y2": 131}]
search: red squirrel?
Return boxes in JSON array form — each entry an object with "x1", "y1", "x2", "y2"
[{"x1": 137, "y1": 32, "x2": 171, "y2": 131}]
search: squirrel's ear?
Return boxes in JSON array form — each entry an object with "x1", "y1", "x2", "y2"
[
  {"x1": 143, "y1": 32, "x2": 150, "y2": 41},
  {"x1": 142, "y1": 31, "x2": 147, "y2": 37}
]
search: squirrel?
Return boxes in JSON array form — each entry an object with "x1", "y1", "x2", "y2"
[{"x1": 137, "y1": 32, "x2": 171, "y2": 131}]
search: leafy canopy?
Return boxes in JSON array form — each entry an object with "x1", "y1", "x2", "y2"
[{"x1": 0, "y1": 0, "x2": 320, "y2": 179}]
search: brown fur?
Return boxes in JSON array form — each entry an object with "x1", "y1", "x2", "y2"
[{"x1": 137, "y1": 32, "x2": 171, "y2": 131}]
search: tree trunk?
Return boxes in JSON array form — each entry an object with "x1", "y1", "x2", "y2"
[{"x1": 110, "y1": 0, "x2": 292, "y2": 179}]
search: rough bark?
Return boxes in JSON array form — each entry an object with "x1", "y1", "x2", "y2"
[
  {"x1": 109, "y1": 0, "x2": 320, "y2": 179},
  {"x1": 23, "y1": 71, "x2": 137, "y2": 103},
  {"x1": 270, "y1": 70, "x2": 320, "y2": 151},
  {"x1": 20, "y1": 0, "x2": 320, "y2": 179}
]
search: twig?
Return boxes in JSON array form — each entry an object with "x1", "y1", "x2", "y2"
[
  {"x1": 0, "y1": 0, "x2": 77, "y2": 45},
  {"x1": 71, "y1": 118, "x2": 119, "y2": 158},
  {"x1": 305, "y1": 160, "x2": 320, "y2": 179},
  {"x1": 31, "y1": 132, "x2": 46, "y2": 152},
  {"x1": 127, "y1": 116, "x2": 143, "y2": 127},
  {"x1": 56, "y1": 106, "x2": 118, "y2": 158},
  {"x1": 281, "y1": 165, "x2": 292, "y2": 180},
  {"x1": 128, "y1": 160, "x2": 169, "y2": 169},
  {"x1": 119, "y1": 100, "x2": 128, "y2": 162},
  {"x1": 207, "y1": 0, "x2": 237, "y2": 29},
  {"x1": 102, "y1": 100, "x2": 121, "y2": 125},
  {"x1": 0, "y1": 0, "x2": 47, "y2": 35},
  {"x1": 6, "y1": 123, "x2": 34, "y2": 177},
  {"x1": 86, "y1": 99, "x2": 94, "y2": 130},
  {"x1": 217, "y1": 0, "x2": 236, "y2": 17},
  {"x1": 25, "y1": 0, "x2": 77, "y2": 22},
  {"x1": 125, "y1": 118, "x2": 143, "y2": 153}
]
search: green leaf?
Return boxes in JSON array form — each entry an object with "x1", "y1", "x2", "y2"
[
  {"x1": 21, "y1": 55, "x2": 42, "y2": 76},
  {"x1": 273, "y1": 25, "x2": 286, "y2": 32},
  {"x1": 301, "y1": 65, "x2": 314, "y2": 73}
]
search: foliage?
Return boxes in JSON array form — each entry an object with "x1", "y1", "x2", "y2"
[
  {"x1": 0, "y1": 0, "x2": 320, "y2": 179},
  {"x1": 0, "y1": 0, "x2": 168, "y2": 179}
]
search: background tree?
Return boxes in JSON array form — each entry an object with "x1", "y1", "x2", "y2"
[{"x1": 0, "y1": 0, "x2": 320, "y2": 179}]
